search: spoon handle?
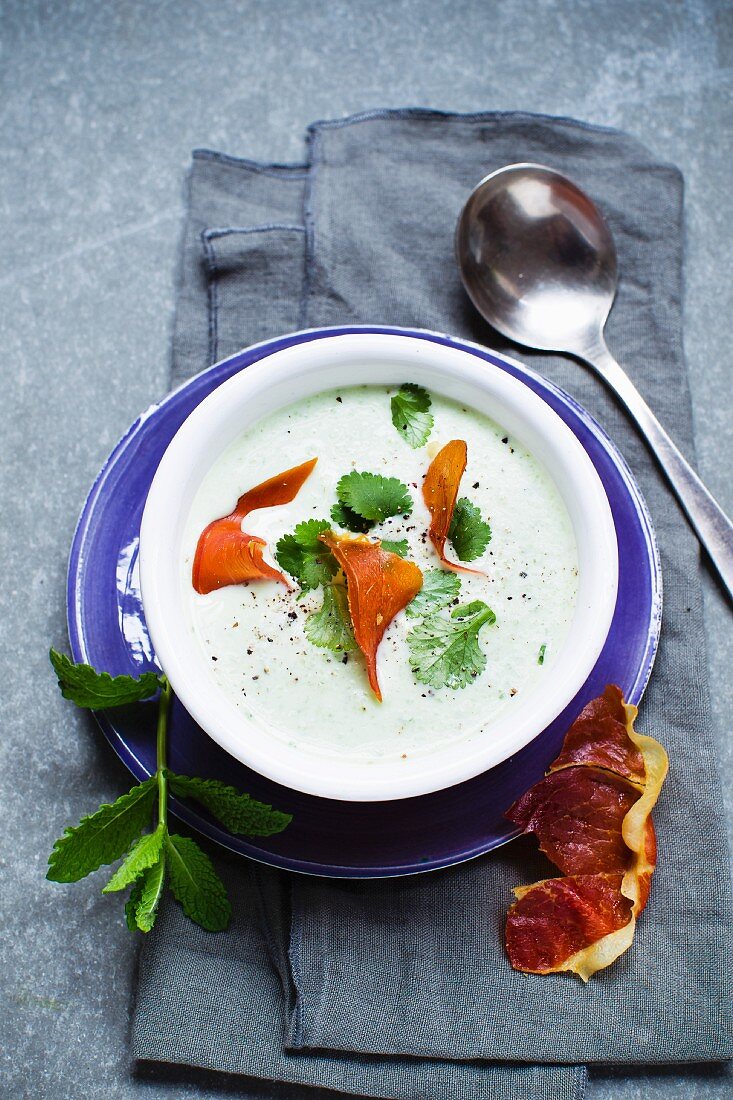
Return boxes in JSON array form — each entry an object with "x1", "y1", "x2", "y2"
[{"x1": 585, "y1": 339, "x2": 733, "y2": 601}]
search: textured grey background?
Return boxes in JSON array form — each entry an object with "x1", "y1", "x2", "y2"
[{"x1": 1, "y1": 2, "x2": 731, "y2": 1098}]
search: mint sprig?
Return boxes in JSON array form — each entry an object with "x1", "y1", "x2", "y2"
[
  {"x1": 391, "y1": 383, "x2": 433, "y2": 449},
  {"x1": 126, "y1": 854, "x2": 166, "y2": 932},
  {"x1": 167, "y1": 773, "x2": 293, "y2": 836},
  {"x1": 47, "y1": 654, "x2": 292, "y2": 933},
  {"x1": 47, "y1": 778, "x2": 157, "y2": 882},
  {"x1": 50, "y1": 648, "x2": 163, "y2": 708}
]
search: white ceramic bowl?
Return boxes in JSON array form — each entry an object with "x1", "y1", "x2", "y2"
[{"x1": 139, "y1": 330, "x2": 618, "y2": 802}]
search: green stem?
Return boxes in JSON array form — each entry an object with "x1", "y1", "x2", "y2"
[{"x1": 156, "y1": 676, "x2": 172, "y2": 830}]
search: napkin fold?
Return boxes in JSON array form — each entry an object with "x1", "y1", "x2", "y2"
[{"x1": 133, "y1": 110, "x2": 733, "y2": 1098}]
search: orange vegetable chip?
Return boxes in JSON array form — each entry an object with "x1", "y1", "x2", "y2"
[
  {"x1": 422, "y1": 439, "x2": 485, "y2": 575},
  {"x1": 192, "y1": 457, "x2": 317, "y2": 595},
  {"x1": 319, "y1": 531, "x2": 423, "y2": 701}
]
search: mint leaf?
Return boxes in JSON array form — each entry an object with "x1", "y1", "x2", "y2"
[
  {"x1": 47, "y1": 778, "x2": 157, "y2": 882},
  {"x1": 304, "y1": 583, "x2": 356, "y2": 652},
  {"x1": 165, "y1": 833, "x2": 231, "y2": 932},
  {"x1": 50, "y1": 649, "x2": 162, "y2": 709},
  {"x1": 335, "y1": 471, "x2": 413, "y2": 524},
  {"x1": 406, "y1": 568, "x2": 461, "y2": 618},
  {"x1": 126, "y1": 853, "x2": 166, "y2": 932},
  {"x1": 448, "y1": 498, "x2": 492, "y2": 562},
  {"x1": 168, "y1": 773, "x2": 293, "y2": 836},
  {"x1": 275, "y1": 519, "x2": 337, "y2": 590},
  {"x1": 380, "y1": 538, "x2": 409, "y2": 558},
  {"x1": 102, "y1": 825, "x2": 165, "y2": 893},
  {"x1": 125, "y1": 876, "x2": 145, "y2": 931},
  {"x1": 407, "y1": 600, "x2": 496, "y2": 690},
  {"x1": 391, "y1": 383, "x2": 433, "y2": 448},
  {"x1": 330, "y1": 500, "x2": 373, "y2": 533}
]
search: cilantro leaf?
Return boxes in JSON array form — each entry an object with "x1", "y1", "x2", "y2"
[
  {"x1": 406, "y1": 568, "x2": 461, "y2": 618},
  {"x1": 304, "y1": 583, "x2": 356, "y2": 652},
  {"x1": 448, "y1": 498, "x2": 492, "y2": 562},
  {"x1": 380, "y1": 538, "x2": 409, "y2": 558},
  {"x1": 165, "y1": 833, "x2": 231, "y2": 932},
  {"x1": 102, "y1": 825, "x2": 165, "y2": 893},
  {"x1": 126, "y1": 853, "x2": 166, "y2": 932},
  {"x1": 330, "y1": 500, "x2": 373, "y2": 533},
  {"x1": 50, "y1": 649, "x2": 162, "y2": 709},
  {"x1": 391, "y1": 383, "x2": 434, "y2": 448},
  {"x1": 168, "y1": 773, "x2": 292, "y2": 836},
  {"x1": 47, "y1": 778, "x2": 157, "y2": 883},
  {"x1": 407, "y1": 600, "x2": 496, "y2": 690},
  {"x1": 538, "y1": 643, "x2": 547, "y2": 665},
  {"x1": 336, "y1": 471, "x2": 413, "y2": 524},
  {"x1": 275, "y1": 519, "x2": 337, "y2": 590}
]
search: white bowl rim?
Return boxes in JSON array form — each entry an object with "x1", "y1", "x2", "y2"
[{"x1": 139, "y1": 329, "x2": 618, "y2": 801}]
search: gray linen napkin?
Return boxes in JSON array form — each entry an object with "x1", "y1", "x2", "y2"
[{"x1": 132, "y1": 111, "x2": 733, "y2": 1098}]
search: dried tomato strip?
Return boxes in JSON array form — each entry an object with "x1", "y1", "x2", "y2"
[
  {"x1": 422, "y1": 440, "x2": 484, "y2": 575},
  {"x1": 192, "y1": 457, "x2": 317, "y2": 595},
  {"x1": 319, "y1": 531, "x2": 423, "y2": 701}
]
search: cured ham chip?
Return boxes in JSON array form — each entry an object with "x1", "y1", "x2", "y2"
[
  {"x1": 549, "y1": 684, "x2": 646, "y2": 784},
  {"x1": 506, "y1": 874, "x2": 634, "y2": 976},
  {"x1": 507, "y1": 766, "x2": 641, "y2": 876},
  {"x1": 422, "y1": 440, "x2": 484, "y2": 575},
  {"x1": 192, "y1": 458, "x2": 317, "y2": 595},
  {"x1": 505, "y1": 687, "x2": 668, "y2": 980},
  {"x1": 319, "y1": 531, "x2": 423, "y2": 701}
]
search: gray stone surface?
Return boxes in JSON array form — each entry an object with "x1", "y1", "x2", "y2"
[{"x1": 0, "y1": 1, "x2": 730, "y2": 1097}]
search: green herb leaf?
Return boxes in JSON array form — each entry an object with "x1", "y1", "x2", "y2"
[
  {"x1": 125, "y1": 876, "x2": 145, "y2": 931},
  {"x1": 406, "y1": 568, "x2": 461, "y2": 618},
  {"x1": 336, "y1": 471, "x2": 413, "y2": 524},
  {"x1": 275, "y1": 519, "x2": 337, "y2": 590},
  {"x1": 538, "y1": 643, "x2": 547, "y2": 666},
  {"x1": 304, "y1": 583, "x2": 356, "y2": 652},
  {"x1": 165, "y1": 833, "x2": 231, "y2": 932},
  {"x1": 102, "y1": 825, "x2": 165, "y2": 894},
  {"x1": 407, "y1": 600, "x2": 496, "y2": 690},
  {"x1": 391, "y1": 383, "x2": 434, "y2": 448},
  {"x1": 380, "y1": 538, "x2": 409, "y2": 558},
  {"x1": 47, "y1": 778, "x2": 157, "y2": 883},
  {"x1": 448, "y1": 498, "x2": 492, "y2": 562},
  {"x1": 168, "y1": 773, "x2": 292, "y2": 836},
  {"x1": 330, "y1": 500, "x2": 373, "y2": 533},
  {"x1": 125, "y1": 853, "x2": 166, "y2": 932},
  {"x1": 50, "y1": 649, "x2": 163, "y2": 709}
]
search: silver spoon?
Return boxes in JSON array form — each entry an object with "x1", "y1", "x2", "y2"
[{"x1": 455, "y1": 162, "x2": 733, "y2": 600}]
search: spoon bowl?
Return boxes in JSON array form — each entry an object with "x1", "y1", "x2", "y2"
[
  {"x1": 455, "y1": 162, "x2": 733, "y2": 600},
  {"x1": 456, "y1": 163, "x2": 617, "y2": 357}
]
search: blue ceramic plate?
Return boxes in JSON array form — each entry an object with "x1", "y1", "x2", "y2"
[{"x1": 67, "y1": 326, "x2": 661, "y2": 878}]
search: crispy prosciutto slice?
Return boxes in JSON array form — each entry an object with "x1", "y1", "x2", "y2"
[
  {"x1": 507, "y1": 766, "x2": 642, "y2": 877},
  {"x1": 422, "y1": 440, "x2": 484, "y2": 575},
  {"x1": 549, "y1": 684, "x2": 647, "y2": 784},
  {"x1": 506, "y1": 874, "x2": 634, "y2": 978},
  {"x1": 192, "y1": 458, "x2": 317, "y2": 595},
  {"x1": 319, "y1": 531, "x2": 423, "y2": 701},
  {"x1": 505, "y1": 686, "x2": 668, "y2": 980}
]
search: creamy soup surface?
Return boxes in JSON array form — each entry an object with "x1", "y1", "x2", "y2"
[{"x1": 181, "y1": 384, "x2": 579, "y2": 762}]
